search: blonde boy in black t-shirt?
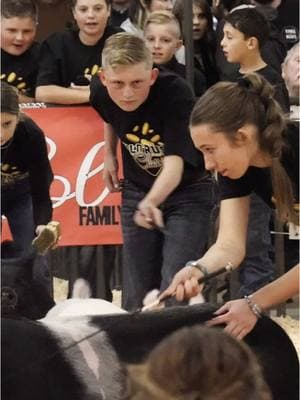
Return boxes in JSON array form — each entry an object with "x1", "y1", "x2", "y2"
[
  {"x1": 143, "y1": 10, "x2": 206, "y2": 97},
  {"x1": 91, "y1": 32, "x2": 215, "y2": 311}
]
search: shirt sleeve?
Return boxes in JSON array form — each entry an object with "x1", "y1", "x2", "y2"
[
  {"x1": 162, "y1": 76, "x2": 198, "y2": 165},
  {"x1": 89, "y1": 76, "x2": 111, "y2": 123},
  {"x1": 218, "y1": 173, "x2": 253, "y2": 200},
  {"x1": 218, "y1": 167, "x2": 272, "y2": 204},
  {"x1": 25, "y1": 118, "x2": 54, "y2": 226}
]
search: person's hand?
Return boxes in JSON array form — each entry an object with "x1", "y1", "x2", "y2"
[
  {"x1": 134, "y1": 199, "x2": 164, "y2": 229},
  {"x1": 103, "y1": 154, "x2": 120, "y2": 192},
  {"x1": 35, "y1": 225, "x2": 46, "y2": 236},
  {"x1": 70, "y1": 82, "x2": 90, "y2": 90},
  {"x1": 159, "y1": 266, "x2": 203, "y2": 302},
  {"x1": 206, "y1": 299, "x2": 258, "y2": 340},
  {"x1": 34, "y1": 222, "x2": 61, "y2": 253}
]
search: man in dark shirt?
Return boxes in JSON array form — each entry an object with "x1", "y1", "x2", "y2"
[
  {"x1": 91, "y1": 32, "x2": 215, "y2": 311},
  {"x1": 1, "y1": 0, "x2": 40, "y2": 102}
]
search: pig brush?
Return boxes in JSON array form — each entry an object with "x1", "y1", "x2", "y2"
[{"x1": 32, "y1": 221, "x2": 61, "y2": 255}]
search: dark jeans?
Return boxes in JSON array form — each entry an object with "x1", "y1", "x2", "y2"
[
  {"x1": 120, "y1": 178, "x2": 216, "y2": 311},
  {"x1": 237, "y1": 193, "x2": 274, "y2": 297},
  {"x1": 2, "y1": 187, "x2": 51, "y2": 293}
]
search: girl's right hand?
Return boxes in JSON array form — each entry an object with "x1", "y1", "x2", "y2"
[{"x1": 159, "y1": 266, "x2": 203, "y2": 302}]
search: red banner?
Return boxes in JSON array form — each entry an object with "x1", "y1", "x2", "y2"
[{"x1": 2, "y1": 106, "x2": 123, "y2": 246}]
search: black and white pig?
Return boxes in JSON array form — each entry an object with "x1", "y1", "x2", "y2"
[
  {"x1": 1, "y1": 242, "x2": 55, "y2": 319},
  {"x1": 2, "y1": 303, "x2": 299, "y2": 400}
]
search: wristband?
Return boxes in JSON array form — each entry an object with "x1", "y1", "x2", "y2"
[
  {"x1": 244, "y1": 295, "x2": 263, "y2": 318},
  {"x1": 185, "y1": 260, "x2": 209, "y2": 278}
]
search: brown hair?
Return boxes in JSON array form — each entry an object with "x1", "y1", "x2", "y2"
[
  {"x1": 1, "y1": 82, "x2": 19, "y2": 115},
  {"x1": 127, "y1": 0, "x2": 154, "y2": 31},
  {"x1": 126, "y1": 325, "x2": 271, "y2": 400},
  {"x1": 1, "y1": 0, "x2": 38, "y2": 22},
  {"x1": 70, "y1": 0, "x2": 111, "y2": 9},
  {"x1": 190, "y1": 73, "x2": 296, "y2": 224}
]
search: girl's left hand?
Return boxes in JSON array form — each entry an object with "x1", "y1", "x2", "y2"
[{"x1": 206, "y1": 299, "x2": 258, "y2": 340}]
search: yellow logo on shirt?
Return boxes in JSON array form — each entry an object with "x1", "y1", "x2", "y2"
[{"x1": 123, "y1": 122, "x2": 164, "y2": 176}]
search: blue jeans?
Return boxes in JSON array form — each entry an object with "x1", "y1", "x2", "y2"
[
  {"x1": 120, "y1": 177, "x2": 216, "y2": 311},
  {"x1": 2, "y1": 184, "x2": 51, "y2": 293},
  {"x1": 237, "y1": 193, "x2": 274, "y2": 297}
]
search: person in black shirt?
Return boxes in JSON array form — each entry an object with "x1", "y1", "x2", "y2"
[
  {"x1": 109, "y1": 0, "x2": 131, "y2": 28},
  {"x1": 144, "y1": 10, "x2": 206, "y2": 97},
  {"x1": 173, "y1": 0, "x2": 220, "y2": 87},
  {"x1": 217, "y1": 7, "x2": 291, "y2": 298},
  {"x1": 35, "y1": 0, "x2": 122, "y2": 105},
  {"x1": 162, "y1": 73, "x2": 299, "y2": 338},
  {"x1": 91, "y1": 32, "x2": 215, "y2": 311},
  {"x1": 222, "y1": 7, "x2": 289, "y2": 111},
  {"x1": 1, "y1": 0, "x2": 40, "y2": 103},
  {"x1": 1, "y1": 82, "x2": 54, "y2": 289}
]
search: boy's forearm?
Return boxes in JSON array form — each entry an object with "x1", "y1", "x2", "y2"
[
  {"x1": 104, "y1": 123, "x2": 119, "y2": 156},
  {"x1": 143, "y1": 155, "x2": 184, "y2": 206},
  {"x1": 35, "y1": 85, "x2": 90, "y2": 104}
]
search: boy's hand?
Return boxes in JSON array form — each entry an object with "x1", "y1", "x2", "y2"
[
  {"x1": 134, "y1": 199, "x2": 164, "y2": 229},
  {"x1": 103, "y1": 154, "x2": 120, "y2": 192}
]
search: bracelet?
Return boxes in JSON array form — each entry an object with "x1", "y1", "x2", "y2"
[
  {"x1": 244, "y1": 295, "x2": 263, "y2": 318},
  {"x1": 185, "y1": 260, "x2": 208, "y2": 278}
]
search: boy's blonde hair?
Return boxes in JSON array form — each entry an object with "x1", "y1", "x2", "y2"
[
  {"x1": 102, "y1": 32, "x2": 153, "y2": 70},
  {"x1": 144, "y1": 11, "x2": 182, "y2": 39}
]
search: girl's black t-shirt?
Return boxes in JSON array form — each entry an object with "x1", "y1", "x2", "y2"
[
  {"x1": 90, "y1": 70, "x2": 206, "y2": 192},
  {"x1": 218, "y1": 121, "x2": 299, "y2": 206},
  {"x1": 37, "y1": 25, "x2": 122, "y2": 88},
  {"x1": 1, "y1": 116, "x2": 53, "y2": 226}
]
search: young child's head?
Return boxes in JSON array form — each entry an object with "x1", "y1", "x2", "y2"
[
  {"x1": 126, "y1": 325, "x2": 272, "y2": 400},
  {"x1": 173, "y1": 0, "x2": 213, "y2": 42},
  {"x1": 282, "y1": 42, "x2": 300, "y2": 99},
  {"x1": 1, "y1": 0, "x2": 38, "y2": 56},
  {"x1": 144, "y1": 11, "x2": 183, "y2": 65},
  {"x1": 70, "y1": 0, "x2": 111, "y2": 38},
  {"x1": 1, "y1": 82, "x2": 20, "y2": 146},
  {"x1": 221, "y1": 7, "x2": 269, "y2": 64},
  {"x1": 100, "y1": 32, "x2": 158, "y2": 112}
]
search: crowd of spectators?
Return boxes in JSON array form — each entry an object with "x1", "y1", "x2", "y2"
[{"x1": 1, "y1": 0, "x2": 299, "y2": 336}]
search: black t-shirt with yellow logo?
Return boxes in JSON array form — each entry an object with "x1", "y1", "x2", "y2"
[
  {"x1": 37, "y1": 25, "x2": 122, "y2": 88},
  {"x1": 1, "y1": 116, "x2": 53, "y2": 226},
  {"x1": 90, "y1": 70, "x2": 206, "y2": 192},
  {"x1": 1, "y1": 42, "x2": 40, "y2": 97}
]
